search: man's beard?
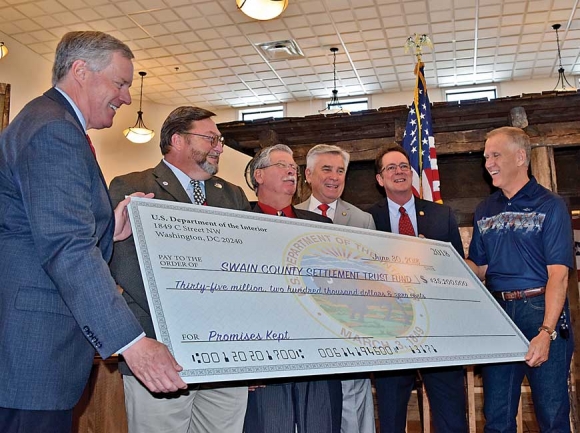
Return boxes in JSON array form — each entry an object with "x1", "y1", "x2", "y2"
[
  {"x1": 200, "y1": 159, "x2": 218, "y2": 175},
  {"x1": 193, "y1": 149, "x2": 219, "y2": 175}
]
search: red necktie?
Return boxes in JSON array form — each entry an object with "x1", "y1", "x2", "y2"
[
  {"x1": 318, "y1": 203, "x2": 330, "y2": 217},
  {"x1": 86, "y1": 134, "x2": 96, "y2": 158},
  {"x1": 398, "y1": 206, "x2": 416, "y2": 236}
]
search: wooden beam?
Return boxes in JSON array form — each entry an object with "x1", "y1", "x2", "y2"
[{"x1": 530, "y1": 145, "x2": 557, "y2": 192}]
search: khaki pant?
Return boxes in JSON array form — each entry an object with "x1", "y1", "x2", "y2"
[{"x1": 123, "y1": 375, "x2": 248, "y2": 433}]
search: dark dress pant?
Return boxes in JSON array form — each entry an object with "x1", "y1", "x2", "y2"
[
  {"x1": 375, "y1": 367, "x2": 468, "y2": 433},
  {"x1": 245, "y1": 378, "x2": 342, "y2": 433},
  {"x1": 0, "y1": 407, "x2": 73, "y2": 433}
]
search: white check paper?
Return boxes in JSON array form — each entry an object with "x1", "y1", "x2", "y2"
[{"x1": 128, "y1": 197, "x2": 528, "y2": 383}]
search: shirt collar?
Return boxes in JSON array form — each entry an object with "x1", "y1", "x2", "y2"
[
  {"x1": 54, "y1": 86, "x2": 87, "y2": 132},
  {"x1": 162, "y1": 159, "x2": 203, "y2": 193},
  {"x1": 387, "y1": 195, "x2": 415, "y2": 215},
  {"x1": 309, "y1": 196, "x2": 336, "y2": 212},
  {"x1": 257, "y1": 202, "x2": 296, "y2": 218},
  {"x1": 498, "y1": 176, "x2": 537, "y2": 201}
]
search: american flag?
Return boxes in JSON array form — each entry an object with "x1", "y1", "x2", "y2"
[{"x1": 402, "y1": 62, "x2": 442, "y2": 203}]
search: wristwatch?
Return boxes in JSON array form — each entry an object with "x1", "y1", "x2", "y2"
[{"x1": 538, "y1": 325, "x2": 557, "y2": 341}]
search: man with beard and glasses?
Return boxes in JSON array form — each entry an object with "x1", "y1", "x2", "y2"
[
  {"x1": 243, "y1": 144, "x2": 342, "y2": 433},
  {"x1": 109, "y1": 106, "x2": 252, "y2": 433}
]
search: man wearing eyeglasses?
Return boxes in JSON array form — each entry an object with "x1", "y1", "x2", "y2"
[
  {"x1": 369, "y1": 145, "x2": 468, "y2": 433},
  {"x1": 296, "y1": 144, "x2": 375, "y2": 433},
  {"x1": 108, "y1": 106, "x2": 251, "y2": 433},
  {"x1": 244, "y1": 144, "x2": 342, "y2": 433}
]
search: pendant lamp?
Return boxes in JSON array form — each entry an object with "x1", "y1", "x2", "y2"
[
  {"x1": 236, "y1": 0, "x2": 288, "y2": 21},
  {"x1": 552, "y1": 24, "x2": 576, "y2": 92},
  {"x1": 123, "y1": 71, "x2": 155, "y2": 144}
]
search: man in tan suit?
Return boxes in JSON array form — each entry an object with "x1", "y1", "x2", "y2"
[{"x1": 296, "y1": 144, "x2": 375, "y2": 433}]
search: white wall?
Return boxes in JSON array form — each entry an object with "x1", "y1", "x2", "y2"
[{"x1": 1, "y1": 31, "x2": 565, "y2": 205}]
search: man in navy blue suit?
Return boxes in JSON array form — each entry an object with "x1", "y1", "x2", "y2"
[
  {"x1": 0, "y1": 31, "x2": 185, "y2": 433},
  {"x1": 369, "y1": 145, "x2": 468, "y2": 433}
]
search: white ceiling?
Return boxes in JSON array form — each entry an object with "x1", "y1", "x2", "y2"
[{"x1": 1, "y1": 0, "x2": 579, "y2": 110}]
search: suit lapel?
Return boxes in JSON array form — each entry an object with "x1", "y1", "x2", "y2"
[
  {"x1": 376, "y1": 199, "x2": 392, "y2": 232},
  {"x1": 152, "y1": 162, "x2": 192, "y2": 203},
  {"x1": 205, "y1": 178, "x2": 226, "y2": 207},
  {"x1": 333, "y1": 199, "x2": 350, "y2": 225},
  {"x1": 415, "y1": 198, "x2": 428, "y2": 235},
  {"x1": 44, "y1": 88, "x2": 84, "y2": 132},
  {"x1": 44, "y1": 88, "x2": 113, "y2": 213}
]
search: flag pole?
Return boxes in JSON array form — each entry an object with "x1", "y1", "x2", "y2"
[{"x1": 405, "y1": 34, "x2": 433, "y2": 199}]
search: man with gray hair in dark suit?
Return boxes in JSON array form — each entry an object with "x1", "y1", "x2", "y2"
[{"x1": 0, "y1": 31, "x2": 185, "y2": 433}]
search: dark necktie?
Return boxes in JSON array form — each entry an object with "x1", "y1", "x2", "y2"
[
  {"x1": 398, "y1": 206, "x2": 416, "y2": 236},
  {"x1": 190, "y1": 180, "x2": 206, "y2": 205},
  {"x1": 318, "y1": 203, "x2": 330, "y2": 217},
  {"x1": 86, "y1": 134, "x2": 96, "y2": 158}
]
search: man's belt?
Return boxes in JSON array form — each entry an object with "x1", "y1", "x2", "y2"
[{"x1": 492, "y1": 287, "x2": 546, "y2": 301}]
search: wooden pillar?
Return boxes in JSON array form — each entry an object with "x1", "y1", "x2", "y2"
[
  {"x1": 530, "y1": 145, "x2": 557, "y2": 192},
  {"x1": 530, "y1": 138, "x2": 580, "y2": 432},
  {"x1": 0, "y1": 83, "x2": 10, "y2": 131}
]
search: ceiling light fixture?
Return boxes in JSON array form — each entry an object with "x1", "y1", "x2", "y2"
[
  {"x1": 552, "y1": 24, "x2": 576, "y2": 92},
  {"x1": 123, "y1": 71, "x2": 155, "y2": 144},
  {"x1": 236, "y1": 0, "x2": 288, "y2": 21},
  {"x1": 0, "y1": 42, "x2": 8, "y2": 59},
  {"x1": 319, "y1": 47, "x2": 350, "y2": 116}
]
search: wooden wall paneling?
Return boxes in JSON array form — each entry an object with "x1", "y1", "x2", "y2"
[
  {"x1": 0, "y1": 83, "x2": 10, "y2": 132},
  {"x1": 72, "y1": 356, "x2": 128, "y2": 433}
]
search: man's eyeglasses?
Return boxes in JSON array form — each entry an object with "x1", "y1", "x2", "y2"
[
  {"x1": 260, "y1": 162, "x2": 300, "y2": 173},
  {"x1": 379, "y1": 163, "x2": 411, "y2": 174},
  {"x1": 182, "y1": 132, "x2": 225, "y2": 148}
]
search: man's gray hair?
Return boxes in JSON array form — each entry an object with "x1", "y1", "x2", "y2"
[
  {"x1": 52, "y1": 31, "x2": 134, "y2": 86},
  {"x1": 249, "y1": 144, "x2": 293, "y2": 191},
  {"x1": 306, "y1": 144, "x2": 350, "y2": 171},
  {"x1": 486, "y1": 126, "x2": 531, "y2": 166}
]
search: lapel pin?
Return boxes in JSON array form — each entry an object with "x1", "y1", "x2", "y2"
[
  {"x1": 162, "y1": 181, "x2": 169, "y2": 186},
  {"x1": 342, "y1": 212, "x2": 347, "y2": 216},
  {"x1": 215, "y1": 182, "x2": 223, "y2": 189},
  {"x1": 419, "y1": 211, "x2": 425, "y2": 216}
]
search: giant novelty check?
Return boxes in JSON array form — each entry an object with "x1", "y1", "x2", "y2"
[{"x1": 128, "y1": 197, "x2": 528, "y2": 383}]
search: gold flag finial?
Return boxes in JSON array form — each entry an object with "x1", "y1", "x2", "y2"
[{"x1": 404, "y1": 34, "x2": 433, "y2": 62}]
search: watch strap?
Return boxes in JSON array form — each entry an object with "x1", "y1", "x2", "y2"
[{"x1": 538, "y1": 325, "x2": 557, "y2": 340}]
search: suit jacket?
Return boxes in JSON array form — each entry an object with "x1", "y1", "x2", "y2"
[
  {"x1": 253, "y1": 203, "x2": 332, "y2": 224},
  {"x1": 0, "y1": 88, "x2": 142, "y2": 410},
  {"x1": 368, "y1": 197, "x2": 464, "y2": 257},
  {"x1": 296, "y1": 197, "x2": 375, "y2": 229},
  {"x1": 109, "y1": 161, "x2": 252, "y2": 374}
]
